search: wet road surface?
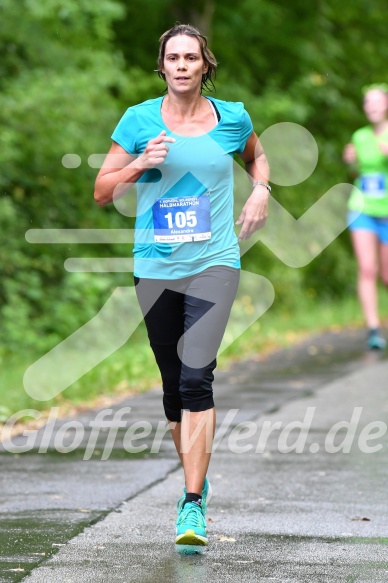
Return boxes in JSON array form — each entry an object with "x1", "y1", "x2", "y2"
[{"x1": 0, "y1": 328, "x2": 387, "y2": 582}]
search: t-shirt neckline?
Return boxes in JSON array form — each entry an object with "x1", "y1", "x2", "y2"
[{"x1": 159, "y1": 96, "x2": 220, "y2": 138}]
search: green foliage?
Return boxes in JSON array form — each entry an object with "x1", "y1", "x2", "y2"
[{"x1": 0, "y1": 0, "x2": 135, "y2": 354}]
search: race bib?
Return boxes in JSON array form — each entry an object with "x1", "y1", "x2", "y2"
[
  {"x1": 360, "y1": 173, "x2": 386, "y2": 198},
  {"x1": 152, "y1": 195, "x2": 211, "y2": 243}
]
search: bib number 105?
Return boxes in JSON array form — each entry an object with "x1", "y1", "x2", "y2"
[
  {"x1": 152, "y1": 195, "x2": 211, "y2": 242},
  {"x1": 164, "y1": 210, "x2": 198, "y2": 229}
]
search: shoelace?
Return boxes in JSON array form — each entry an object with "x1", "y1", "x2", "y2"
[
  {"x1": 177, "y1": 503, "x2": 206, "y2": 528},
  {"x1": 177, "y1": 497, "x2": 208, "y2": 516}
]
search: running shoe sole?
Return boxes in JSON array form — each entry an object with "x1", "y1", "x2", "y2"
[{"x1": 176, "y1": 529, "x2": 208, "y2": 545}]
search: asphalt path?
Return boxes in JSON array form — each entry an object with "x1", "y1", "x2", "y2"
[{"x1": 0, "y1": 328, "x2": 387, "y2": 582}]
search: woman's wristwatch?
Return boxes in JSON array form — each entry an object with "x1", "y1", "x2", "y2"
[{"x1": 252, "y1": 181, "x2": 271, "y2": 193}]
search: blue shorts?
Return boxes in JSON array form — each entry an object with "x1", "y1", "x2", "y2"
[{"x1": 348, "y1": 211, "x2": 388, "y2": 244}]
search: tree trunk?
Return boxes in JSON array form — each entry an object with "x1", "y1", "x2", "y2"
[{"x1": 172, "y1": 0, "x2": 215, "y2": 40}]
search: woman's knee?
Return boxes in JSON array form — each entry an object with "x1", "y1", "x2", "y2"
[
  {"x1": 358, "y1": 264, "x2": 378, "y2": 280},
  {"x1": 179, "y1": 363, "x2": 215, "y2": 411},
  {"x1": 163, "y1": 394, "x2": 183, "y2": 423},
  {"x1": 180, "y1": 361, "x2": 215, "y2": 390}
]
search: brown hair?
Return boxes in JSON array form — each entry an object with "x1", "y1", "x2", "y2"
[{"x1": 157, "y1": 24, "x2": 217, "y2": 92}]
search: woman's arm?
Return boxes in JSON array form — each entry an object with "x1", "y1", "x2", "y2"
[
  {"x1": 343, "y1": 142, "x2": 357, "y2": 165},
  {"x1": 94, "y1": 131, "x2": 175, "y2": 206},
  {"x1": 342, "y1": 142, "x2": 358, "y2": 181},
  {"x1": 236, "y1": 132, "x2": 270, "y2": 240}
]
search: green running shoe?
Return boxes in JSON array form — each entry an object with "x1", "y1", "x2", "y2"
[
  {"x1": 176, "y1": 477, "x2": 212, "y2": 515},
  {"x1": 176, "y1": 501, "x2": 208, "y2": 546}
]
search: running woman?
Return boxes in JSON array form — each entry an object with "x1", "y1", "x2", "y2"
[
  {"x1": 94, "y1": 24, "x2": 270, "y2": 545},
  {"x1": 343, "y1": 84, "x2": 388, "y2": 350}
]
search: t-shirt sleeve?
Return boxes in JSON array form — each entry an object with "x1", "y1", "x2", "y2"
[
  {"x1": 236, "y1": 107, "x2": 254, "y2": 154},
  {"x1": 111, "y1": 107, "x2": 138, "y2": 155}
]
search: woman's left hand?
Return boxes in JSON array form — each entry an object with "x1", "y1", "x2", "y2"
[{"x1": 235, "y1": 187, "x2": 269, "y2": 240}]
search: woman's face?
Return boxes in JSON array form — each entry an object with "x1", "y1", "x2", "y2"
[
  {"x1": 162, "y1": 34, "x2": 208, "y2": 95},
  {"x1": 363, "y1": 89, "x2": 388, "y2": 124}
]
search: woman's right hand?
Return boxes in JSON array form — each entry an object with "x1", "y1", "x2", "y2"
[
  {"x1": 343, "y1": 143, "x2": 357, "y2": 165},
  {"x1": 138, "y1": 130, "x2": 176, "y2": 168},
  {"x1": 94, "y1": 131, "x2": 175, "y2": 206}
]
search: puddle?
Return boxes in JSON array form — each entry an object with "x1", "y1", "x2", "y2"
[
  {"x1": 0, "y1": 510, "x2": 104, "y2": 583},
  {"x1": 0, "y1": 448, "x2": 152, "y2": 461}
]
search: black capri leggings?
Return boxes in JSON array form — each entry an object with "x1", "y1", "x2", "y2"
[{"x1": 134, "y1": 266, "x2": 240, "y2": 422}]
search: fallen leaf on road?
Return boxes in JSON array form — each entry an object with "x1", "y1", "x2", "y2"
[{"x1": 351, "y1": 517, "x2": 371, "y2": 521}]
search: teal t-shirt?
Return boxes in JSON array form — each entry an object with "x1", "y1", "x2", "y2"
[
  {"x1": 111, "y1": 96, "x2": 253, "y2": 279},
  {"x1": 347, "y1": 125, "x2": 388, "y2": 217}
]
